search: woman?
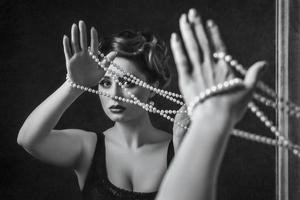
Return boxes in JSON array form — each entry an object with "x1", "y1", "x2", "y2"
[
  {"x1": 17, "y1": 21, "x2": 187, "y2": 200},
  {"x1": 156, "y1": 8, "x2": 267, "y2": 200}
]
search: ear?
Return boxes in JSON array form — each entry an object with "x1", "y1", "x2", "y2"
[{"x1": 149, "y1": 81, "x2": 159, "y2": 98}]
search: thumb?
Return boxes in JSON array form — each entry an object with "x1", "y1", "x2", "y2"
[
  {"x1": 244, "y1": 61, "x2": 268, "y2": 89},
  {"x1": 106, "y1": 51, "x2": 118, "y2": 62},
  {"x1": 100, "y1": 51, "x2": 118, "y2": 69}
]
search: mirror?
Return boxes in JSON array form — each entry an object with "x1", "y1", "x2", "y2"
[
  {"x1": 277, "y1": 0, "x2": 300, "y2": 200},
  {"x1": 0, "y1": 0, "x2": 278, "y2": 199}
]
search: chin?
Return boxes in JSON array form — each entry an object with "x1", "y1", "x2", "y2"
[
  {"x1": 106, "y1": 112, "x2": 128, "y2": 122},
  {"x1": 109, "y1": 113, "x2": 142, "y2": 123},
  {"x1": 110, "y1": 116, "x2": 127, "y2": 122},
  {"x1": 104, "y1": 108, "x2": 145, "y2": 123}
]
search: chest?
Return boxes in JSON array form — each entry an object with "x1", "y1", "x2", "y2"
[{"x1": 105, "y1": 141, "x2": 170, "y2": 192}]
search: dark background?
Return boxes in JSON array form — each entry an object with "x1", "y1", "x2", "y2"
[{"x1": 0, "y1": 0, "x2": 276, "y2": 199}]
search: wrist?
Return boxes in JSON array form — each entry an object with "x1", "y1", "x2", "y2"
[
  {"x1": 191, "y1": 101, "x2": 235, "y2": 128},
  {"x1": 63, "y1": 80, "x2": 85, "y2": 96}
]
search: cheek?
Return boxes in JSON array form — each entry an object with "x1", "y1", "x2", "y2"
[
  {"x1": 99, "y1": 96, "x2": 108, "y2": 107},
  {"x1": 126, "y1": 87, "x2": 151, "y2": 102}
]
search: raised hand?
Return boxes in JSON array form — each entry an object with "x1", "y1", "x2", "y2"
[
  {"x1": 170, "y1": 9, "x2": 267, "y2": 123},
  {"x1": 63, "y1": 21, "x2": 117, "y2": 87}
]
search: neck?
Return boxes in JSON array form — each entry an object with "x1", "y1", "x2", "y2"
[{"x1": 113, "y1": 112, "x2": 155, "y2": 148}]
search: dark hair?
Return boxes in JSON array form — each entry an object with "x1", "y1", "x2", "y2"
[{"x1": 99, "y1": 30, "x2": 171, "y2": 88}]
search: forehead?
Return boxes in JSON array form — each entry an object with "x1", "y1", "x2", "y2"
[{"x1": 105, "y1": 57, "x2": 147, "y2": 81}]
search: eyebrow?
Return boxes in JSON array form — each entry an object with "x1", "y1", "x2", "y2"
[
  {"x1": 101, "y1": 76, "x2": 111, "y2": 80},
  {"x1": 100, "y1": 75, "x2": 126, "y2": 83},
  {"x1": 102, "y1": 72, "x2": 139, "y2": 83}
]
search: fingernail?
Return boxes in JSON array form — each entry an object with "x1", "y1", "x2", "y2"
[
  {"x1": 207, "y1": 19, "x2": 214, "y2": 27},
  {"x1": 171, "y1": 33, "x2": 178, "y2": 41},
  {"x1": 181, "y1": 14, "x2": 187, "y2": 22},
  {"x1": 189, "y1": 8, "x2": 197, "y2": 17}
]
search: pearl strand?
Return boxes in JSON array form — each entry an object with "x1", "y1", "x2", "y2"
[
  {"x1": 95, "y1": 50, "x2": 300, "y2": 118},
  {"x1": 232, "y1": 129, "x2": 300, "y2": 158},
  {"x1": 107, "y1": 69, "x2": 189, "y2": 129},
  {"x1": 187, "y1": 78, "x2": 244, "y2": 117},
  {"x1": 107, "y1": 69, "x2": 187, "y2": 116},
  {"x1": 213, "y1": 52, "x2": 300, "y2": 115},
  {"x1": 69, "y1": 49, "x2": 300, "y2": 157},
  {"x1": 253, "y1": 93, "x2": 300, "y2": 118},
  {"x1": 247, "y1": 102, "x2": 300, "y2": 157},
  {"x1": 93, "y1": 49, "x2": 184, "y2": 101},
  {"x1": 65, "y1": 75, "x2": 300, "y2": 157},
  {"x1": 65, "y1": 74, "x2": 189, "y2": 129},
  {"x1": 84, "y1": 55, "x2": 187, "y2": 115}
]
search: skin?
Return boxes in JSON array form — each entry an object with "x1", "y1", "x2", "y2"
[
  {"x1": 155, "y1": 9, "x2": 266, "y2": 200},
  {"x1": 17, "y1": 21, "x2": 186, "y2": 193},
  {"x1": 17, "y1": 8, "x2": 264, "y2": 199}
]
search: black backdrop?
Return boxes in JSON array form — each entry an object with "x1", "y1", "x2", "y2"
[{"x1": 0, "y1": 0, "x2": 276, "y2": 200}]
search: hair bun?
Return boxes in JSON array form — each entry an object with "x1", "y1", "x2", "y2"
[{"x1": 99, "y1": 29, "x2": 171, "y2": 88}]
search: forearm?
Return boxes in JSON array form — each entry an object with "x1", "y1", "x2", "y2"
[
  {"x1": 17, "y1": 81, "x2": 83, "y2": 146},
  {"x1": 157, "y1": 106, "x2": 234, "y2": 200}
]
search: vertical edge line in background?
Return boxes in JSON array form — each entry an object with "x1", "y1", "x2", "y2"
[{"x1": 276, "y1": 0, "x2": 289, "y2": 200}]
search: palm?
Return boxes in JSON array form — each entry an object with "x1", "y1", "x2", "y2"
[
  {"x1": 171, "y1": 12, "x2": 266, "y2": 124},
  {"x1": 63, "y1": 21, "x2": 117, "y2": 87},
  {"x1": 67, "y1": 52, "x2": 99, "y2": 87}
]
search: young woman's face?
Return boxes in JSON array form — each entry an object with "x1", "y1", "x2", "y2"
[{"x1": 98, "y1": 57, "x2": 152, "y2": 122}]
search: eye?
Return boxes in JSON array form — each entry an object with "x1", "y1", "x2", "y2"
[
  {"x1": 119, "y1": 77, "x2": 136, "y2": 88},
  {"x1": 123, "y1": 81, "x2": 136, "y2": 88},
  {"x1": 99, "y1": 78, "x2": 112, "y2": 88}
]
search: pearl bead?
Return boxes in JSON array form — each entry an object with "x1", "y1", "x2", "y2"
[
  {"x1": 224, "y1": 55, "x2": 232, "y2": 62},
  {"x1": 230, "y1": 60, "x2": 238, "y2": 66}
]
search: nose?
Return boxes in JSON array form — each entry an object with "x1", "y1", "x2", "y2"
[{"x1": 109, "y1": 81, "x2": 124, "y2": 99}]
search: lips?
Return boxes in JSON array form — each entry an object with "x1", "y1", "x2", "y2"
[{"x1": 109, "y1": 105, "x2": 126, "y2": 113}]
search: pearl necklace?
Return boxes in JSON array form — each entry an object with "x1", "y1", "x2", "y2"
[
  {"x1": 65, "y1": 49, "x2": 300, "y2": 158},
  {"x1": 92, "y1": 48, "x2": 185, "y2": 105},
  {"x1": 98, "y1": 50, "x2": 300, "y2": 157}
]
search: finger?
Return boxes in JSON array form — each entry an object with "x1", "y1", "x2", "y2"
[
  {"x1": 170, "y1": 32, "x2": 189, "y2": 80},
  {"x1": 207, "y1": 20, "x2": 227, "y2": 53},
  {"x1": 188, "y1": 9, "x2": 211, "y2": 62},
  {"x1": 71, "y1": 23, "x2": 80, "y2": 53},
  {"x1": 179, "y1": 13, "x2": 202, "y2": 73},
  {"x1": 63, "y1": 35, "x2": 72, "y2": 61},
  {"x1": 106, "y1": 51, "x2": 118, "y2": 62},
  {"x1": 101, "y1": 51, "x2": 118, "y2": 68},
  {"x1": 91, "y1": 27, "x2": 99, "y2": 54},
  {"x1": 244, "y1": 61, "x2": 267, "y2": 90},
  {"x1": 79, "y1": 20, "x2": 88, "y2": 52},
  {"x1": 188, "y1": 9, "x2": 214, "y2": 85}
]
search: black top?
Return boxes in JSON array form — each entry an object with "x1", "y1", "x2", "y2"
[{"x1": 81, "y1": 133, "x2": 174, "y2": 200}]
